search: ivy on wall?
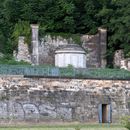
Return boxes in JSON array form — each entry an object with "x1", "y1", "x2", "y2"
[{"x1": 12, "y1": 20, "x2": 31, "y2": 46}]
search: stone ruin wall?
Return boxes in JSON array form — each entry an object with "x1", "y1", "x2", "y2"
[
  {"x1": 114, "y1": 49, "x2": 130, "y2": 70},
  {"x1": 38, "y1": 35, "x2": 70, "y2": 65},
  {"x1": 14, "y1": 26, "x2": 107, "y2": 68},
  {"x1": 14, "y1": 36, "x2": 31, "y2": 63},
  {"x1": 0, "y1": 75, "x2": 129, "y2": 123},
  {"x1": 39, "y1": 28, "x2": 107, "y2": 68},
  {"x1": 82, "y1": 28, "x2": 107, "y2": 68}
]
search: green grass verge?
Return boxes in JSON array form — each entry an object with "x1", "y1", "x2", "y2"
[{"x1": 0, "y1": 124, "x2": 126, "y2": 130}]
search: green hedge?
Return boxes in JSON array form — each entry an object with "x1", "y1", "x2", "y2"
[{"x1": 0, "y1": 65, "x2": 130, "y2": 80}]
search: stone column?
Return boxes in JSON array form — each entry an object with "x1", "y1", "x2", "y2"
[
  {"x1": 31, "y1": 24, "x2": 39, "y2": 65},
  {"x1": 114, "y1": 50, "x2": 124, "y2": 68},
  {"x1": 98, "y1": 28, "x2": 107, "y2": 68}
]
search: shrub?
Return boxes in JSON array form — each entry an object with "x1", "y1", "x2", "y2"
[
  {"x1": 0, "y1": 55, "x2": 30, "y2": 65},
  {"x1": 120, "y1": 116, "x2": 130, "y2": 130},
  {"x1": 126, "y1": 123, "x2": 130, "y2": 130}
]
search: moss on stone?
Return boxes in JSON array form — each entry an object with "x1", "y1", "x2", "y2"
[{"x1": 40, "y1": 32, "x2": 81, "y2": 45}]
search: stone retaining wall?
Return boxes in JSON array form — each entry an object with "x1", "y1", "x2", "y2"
[{"x1": 0, "y1": 75, "x2": 129, "y2": 123}]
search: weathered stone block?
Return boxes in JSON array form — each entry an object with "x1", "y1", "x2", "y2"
[
  {"x1": 23, "y1": 104, "x2": 39, "y2": 120},
  {"x1": 8, "y1": 102, "x2": 24, "y2": 120},
  {"x1": 57, "y1": 107, "x2": 72, "y2": 120},
  {"x1": 0, "y1": 102, "x2": 8, "y2": 119},
  {"x1": 39, "y1": 104, "x2": 56, "y2": 119}
]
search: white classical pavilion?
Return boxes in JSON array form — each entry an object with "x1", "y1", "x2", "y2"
[{"x1": 55, "y1": 44, "x2": 86, "y2": 68}]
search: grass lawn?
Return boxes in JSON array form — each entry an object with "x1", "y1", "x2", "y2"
[{"x1": 0, "y1": 124, "x2": 127, "y2": 130}]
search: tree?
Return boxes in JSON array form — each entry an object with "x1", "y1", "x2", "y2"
[{"x1": 0, "y1": 0, "x2": 130, "y2": 67}]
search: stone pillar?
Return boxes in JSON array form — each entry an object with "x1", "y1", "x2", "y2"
[
  {"x1": 14, "y1": 36, "x2": 31, "y2": 63},
  {"x1": 98, "y1": 28, "x2": 107, "y2": 68},
  {"x1": 17, "y1": 36, "x2": 25, "y2": 61},
  {"x1": 120, "y1": 59, "x2": 127, "y2": 70},
  {"x1": 114, "y1": 50, "x2": 124, "y2": 68},
  {"x1": 127, "y1": 59, "x2": 130, "y2": 70},
  {"x1": 31, "y1": 24, "x2": 39, "y2": 65}
]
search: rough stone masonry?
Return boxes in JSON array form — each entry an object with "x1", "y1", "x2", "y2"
[{"x1": 0, "y1": 75, "x2": 129, "y2": 123}]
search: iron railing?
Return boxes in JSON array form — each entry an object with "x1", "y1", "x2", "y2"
[{"x1": 0, "y1": 65, "x2": 130, "y2": 79}]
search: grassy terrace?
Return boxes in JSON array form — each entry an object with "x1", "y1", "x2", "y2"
[
  {"x1": 0, "y1": 65, "x2": 130, "y2": 80},
  {"x1": 0, "y1": 124, "x2": 126, "y2": 130}
]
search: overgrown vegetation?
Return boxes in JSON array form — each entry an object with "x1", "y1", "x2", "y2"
[
  {"x1": 126, "y1": 123, "x2": 130, "y2": 130},
  {"x1": 0, "y1": 0, "x2": 130, "y2": 65},
  {"x1": 40, "y1": 32, "x2": 81, "y2": 44},
  {"x1": 12, "y1": 20, "x2": 31, "y2": 45},
  {"x1": 121, "y1": 116, "x2": 130, "y2": 130},
  {"x1": 0, "y1": 65, "x2": 130, "y2": 80},
  {"x1": 0, "y1": 55, "x2": 30, "y2": 65}
]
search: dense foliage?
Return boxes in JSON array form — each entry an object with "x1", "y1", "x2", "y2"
[{"x1": 0, "y1": 0, "x2": 130, "y2": 65}]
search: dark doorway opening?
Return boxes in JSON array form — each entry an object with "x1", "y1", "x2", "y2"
[
  {"x1": 98, "y1": 103, "x2": 112, "y2": 123},
  {"x1": 102, "y1": 104, "x2": 107, "y2": 123}
]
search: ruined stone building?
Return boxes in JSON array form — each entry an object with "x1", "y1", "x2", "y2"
[
  {"x1": 4, "y1": 24, "x2": 129, "y2": 124},
  {"x1": 14, "y1": 25, "x2": 107, "y2": 68}
]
